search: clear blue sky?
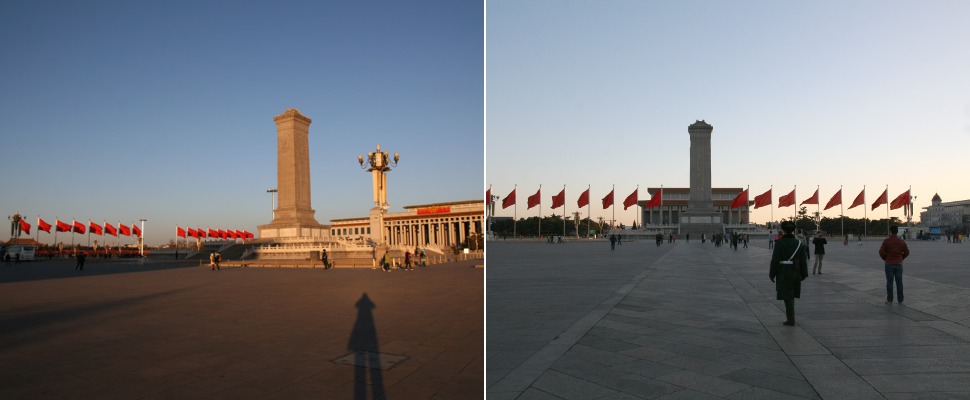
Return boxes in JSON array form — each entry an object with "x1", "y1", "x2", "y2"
[
  {"x1": 487, "y1": 0, "x2": 970, "y2": 227},
  {"x1": 1, "y1": 0, "x2": 483, "y2": 246}
]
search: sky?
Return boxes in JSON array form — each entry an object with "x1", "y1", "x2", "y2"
[
  {"x1": 1, "y1": 0, "x2": 483, "y2": 246},
  {"x1": 486, "y1": 0, "x2": 970, "y2": 228}
]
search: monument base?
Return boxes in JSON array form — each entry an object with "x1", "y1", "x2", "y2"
[{"x1": 678, "y1": 211, "x2": 724, "y2": 237}]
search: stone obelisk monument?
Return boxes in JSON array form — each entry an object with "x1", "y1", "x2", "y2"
[
  {"x1": 679, "y1": 120, "x2": 723, "y2": 236},
  {"x1": 258, "y1": 108, "x2": 324, "y2": 239}
]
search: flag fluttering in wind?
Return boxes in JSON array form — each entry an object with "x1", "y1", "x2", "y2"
[
  {"x1": 890, "y1": 189, "x2": 911, "y2": 210},
  {"x1": 89, "y1": 221, "x2": 103, "y2": 236},
  {"x1": 824, "y1": 189, "x2": 842, "y2": 211},
  {"x1": 38, "y1": 218, "x2": 52, "y2": 234},
  {"x1": 72, "y1": 221, "x2": 86, "y2": 234},
  {"x1": 527, "y1": 188, "x2": 541, "y2": 209},
  {"x1": 56, "y1": 220, "x2": 71, "y2": 233},
  {"x1": 104, "y1": 222, "x2": 118, "y2": 236},
  {"x1": 623, "y1": 188, "x2": 638, "y2": 210},
  {"x1": 602, "y1": 189, "x2": 614, "y2": 209},
  {"x1": 577, "y1": 188, "x2": 590, "y2": 208},
  {"x1": 730, "y1": 189, "x2": 748, "y2": 209},
  {"x1": 502, "y1": 188, "x2": 516, "y2": 209},
  {"x1": 754, "y1": 189, "x2": 772, "y2": 209},
  {"x1": 848, "y1": 189, "x2": 865, "y2": 209},
  {"x1": 19, "y1": 219, "x2": 31, "y2": 235},
  {"x1": 133, "y1": 224, "x2": 142, "y2": 238},
  {"x1": 871, "y1": 189, "x2": 888, "y2": 210},
  {"x1": 801, "y1": 189, "x2": 819, "y2": 205},
  {"x1": 119, "y1": 224, "x2": 131, "y2": 236},
  {"x1": 644, "y1": 188, "x2": 662, "y2": 208},
  {"x1": 551, "y1": 188, "x2": 565, "y2": 209},
  {"x1": 778, "y1": 189, "x2": 796, "y2": 207},
  {"x1": 198, "y1": 228, "x2": 207, "y2": 239},
  {"x1": 177, "y1": 227, "x2": 187, "y2": 238}
]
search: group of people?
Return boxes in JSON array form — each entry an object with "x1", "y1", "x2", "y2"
[
  {"x1": 771, "y1": 222, "x2": 910, "y2": 326},
  {"x1": 378, "y1": 248, "x2": 428, "y2": 271}
]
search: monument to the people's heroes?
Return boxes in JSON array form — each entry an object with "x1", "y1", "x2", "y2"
[
  {"x1": 678, "y1": 120, "x2": 724, "y2": 236},
  {"x1": 257, "y1": 108, "x2": 326, "y2": 239}
]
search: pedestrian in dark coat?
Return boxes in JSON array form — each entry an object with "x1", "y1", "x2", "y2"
[{"x1": 769, "y1": 221, "x2": 808, "y2": 326}]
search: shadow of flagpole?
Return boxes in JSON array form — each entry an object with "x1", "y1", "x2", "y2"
[{"x1": 349, "y1": 293, "x2": 386, "y2": 400}]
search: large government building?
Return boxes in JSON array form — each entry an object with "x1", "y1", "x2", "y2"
[
  {"x1": 639, "y1": 187, "x2": 750, "y2": 228},
  {"x1": 920, "y1": 193, "x2": 970, "y2": 232}
]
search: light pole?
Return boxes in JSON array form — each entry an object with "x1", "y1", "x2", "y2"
[
  {"x1": 358, "y1": 144, "x2": 399, "y2": 246},
  {"x1": 266, "y1": 188, "x2": 278, "y2": 219},
  {"x1": 139, "y1": 219, "x2": 147, "y2": 257}
]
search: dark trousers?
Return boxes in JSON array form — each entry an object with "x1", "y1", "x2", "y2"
[
  {"x1": 784, "y1": 298, "x2": 795, "y2": 322},
  {"x1": 885, "y1": 264, "x2": 904, "y2": 302}
]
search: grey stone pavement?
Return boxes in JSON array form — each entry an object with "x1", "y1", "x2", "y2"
[
  {"x1": 1, "y1": 258, "x2": 482, "y2": 399},
  {"x1": 487, "y1": 238, "x2": 970, "y2": 399}
]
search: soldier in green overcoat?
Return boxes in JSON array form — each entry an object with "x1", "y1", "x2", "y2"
[{"x1": 769, "y1": 221, "x2": 809, "y2": 326}]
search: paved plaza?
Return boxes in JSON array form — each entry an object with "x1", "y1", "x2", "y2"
[
  {"x1": 1, "y1": 259, "x2": 483, "y2": 399},
  {"x1": 488, "y1": 237, "x2": 970, "y2": 399}
]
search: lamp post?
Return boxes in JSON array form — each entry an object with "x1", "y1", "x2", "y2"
[
  {"x1": 266, "y1": 188, "x2": 278, "y2": 219},
  {"x1": 139, "y1": 219, "x2": 147, "y2": 257},
  {"x1": 358, "y1": 144, "x2": 399, "y2": 246}
]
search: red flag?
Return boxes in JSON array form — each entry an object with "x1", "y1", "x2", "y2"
[
  {"x1": 778, "y1": 189, "x2": 796, "y2": 207},
  {"x1": 551, "y1": 188, "x2": 565, "y2": 209},
  {"x1": 485, "y1": 187, "x2": 491, "y2": 204},
  {"x1": 890, "y1": 189, "x2": 911, "y2": 210},
  {"x1": 502, "y1": 188, "x2": 516, "y2": 209},
  {"x1": 219, "y1": 229, "x2": 228, "y2": 239},
  {"x1": 235, "y1": 230, "x2": 245, "y2": 239},
  {"x1": 645, "y1": 188, "x2": 662, "y2": 208},
  {"x1": 177, "y1": 227, "x2": 187, "y2": 238},
  {"x1": 73, "y1": 220, "x2": 86, "y2": 234},
  {"x1": 801, "y1": 189, "x2": 819, "y2": 205},
  {"x1": 104, "y1": 222, "x2": 118, "y2": 236},
  {"x1": 119, "y1": 224, "x2": 131, "y2": 236},
  {"x1": 824, "y1": 189, "x2": 842, "y2": 211},
  {"x1": 602, "y1": 189, "x2": 614, "y2": 209},
  {"x1": 623, "y1": 188, "x2": 638, "y2": 210},
  {"x1": 871, "y1": 189, "x2": 888, "y2": 210},
  {"x1": 848, "y1": 189, "x2": 865, "y2": 209},
  {"x1": 198, "y1": 228, "x2": 207, "y2": 239},
  {"x1": 38, "y1": 218, "x2": 52, "y2": 234},
  {"x1": 19, "y1": 219, "x2": 31, "y2": 235},
  {"x1": 754, "y1": 189, "x2": 772, "y2": 209},
  {"x1": 89, "y1": 221, "x2": 103, "y2": 236},
  {"x1": 245, "y1": 231, "x2": 254, "y2": 239},
  {"x1": 730, "y1": 189, "x2": 749, "y2": 209},
  {"x1": 56, "y1": 219, "x2": 71, "y2": 232},
  {"x1": 207, "y1": 228, "x2": 217, "y2": 238},
  {"x1": 133, "y1": 224, "x2": 142, "y2": 238},
  {"x1": 527, "y1": 188, "x2": 541, "y2": 209},
  {"x1": 577, "y1": 188, "x2": 590, "y2": 208},
  {"x1": 187, "y1": 228, "x2": 198, "y2": 238}
]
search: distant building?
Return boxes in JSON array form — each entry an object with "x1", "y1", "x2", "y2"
[
  {"x1": 920, "y1": 193, "x2": 970, "y2": 231},
  {"x1": 639, "y1": 187, "x2": 750, "y2": 229}
]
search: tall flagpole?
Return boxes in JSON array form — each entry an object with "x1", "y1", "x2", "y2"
[
  {"x1": 839, "y1": 185, "x2": 844, "y2": 238},
  {"x1": 54, "y1": 217, "x2": 58, "y2": 250},
  {"x1": 87, "y1": 220, "x2": 91, "y2": 247},
  {"x1": 611, "y1": 184, "x2": 615, "y2": 235},
  {"x1": 793, "y1": 185, "x2": 797, "y2": 221},
  {"x1": 770, "y1": 185, "x2": 774, "y2": 228},
  {"x1": 35, "y1": 216, "x2": 40, "y2": 244},
  {"x1": 563, "y1": 185, "x2": 567, "y2": 239},
  {"x1": 816, "y1": 185, "x2": 820, "y2": 231},
  {"x1": 586, "y1": 185, "x2": 591, "y2": 239},
  {"x1": 513, "y1": 185, "x2": 517, "y2": 239},
  {"x1": 863, "y1": 185, "x2": 868, "y2": 238},
  {"x1": 71, "y1": 219, "x2": 76, "y2": 256},
  {"x1": 538, "y1": 185, "x2": 542, "y2": 240},
  {"x1": 886, "y1": 184, "x2": 890, "y2": 234}
]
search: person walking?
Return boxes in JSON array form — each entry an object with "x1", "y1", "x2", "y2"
[
  {"x1": 404, "y1": 250, "x2": 413, "y2": 271},
  {"x1": 609, "y1": 234, "x2": 617, "y2": 251},
  {"x1": 75, "y1": 252, "x2": 86, "y2": 271},
  {"x1": 769, "y1": 221, "x2": 808, "y2": 326},
  {"x1": 214, "y1": 252, "x2": 221, "y2": 270},
  {"x1": 880, "y1": 225, "x2": 910, "y2": 304},
  {"x1": 812, "y1": 232, "x2": 827, "y2": 274},
  {"x1": 209, "y1": 252, "x2": 216, "y2": 270},
  {"x1": 322, "y1": 249, "x2": 331, "y2": 269},
  {"x1": 768, "y1": 230, "x2": 774, "y2": 249}
]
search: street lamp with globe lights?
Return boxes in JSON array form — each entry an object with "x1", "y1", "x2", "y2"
[{"x1": 358, "y1": 145, "x2": 399, "y2": 246}]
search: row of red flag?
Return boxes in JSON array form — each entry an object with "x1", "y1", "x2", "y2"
[
  {"x1": 176, "y1": 227, "x2": 254, "y2": 240},
  {"x1": 18, "y1": 218, "x2": 142, "y2": 237},
  {"x1": 487, "y1": 186, "x2": 912, "y2": 212}
]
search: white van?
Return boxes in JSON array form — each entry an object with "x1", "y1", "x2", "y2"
[{"x1": 3, "y1": 245, "x2": 35, "y2": 261}]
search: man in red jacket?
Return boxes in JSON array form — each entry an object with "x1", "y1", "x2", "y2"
[{"x1": 879, "y1": 225, "x2": 910, "y2": 304}]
